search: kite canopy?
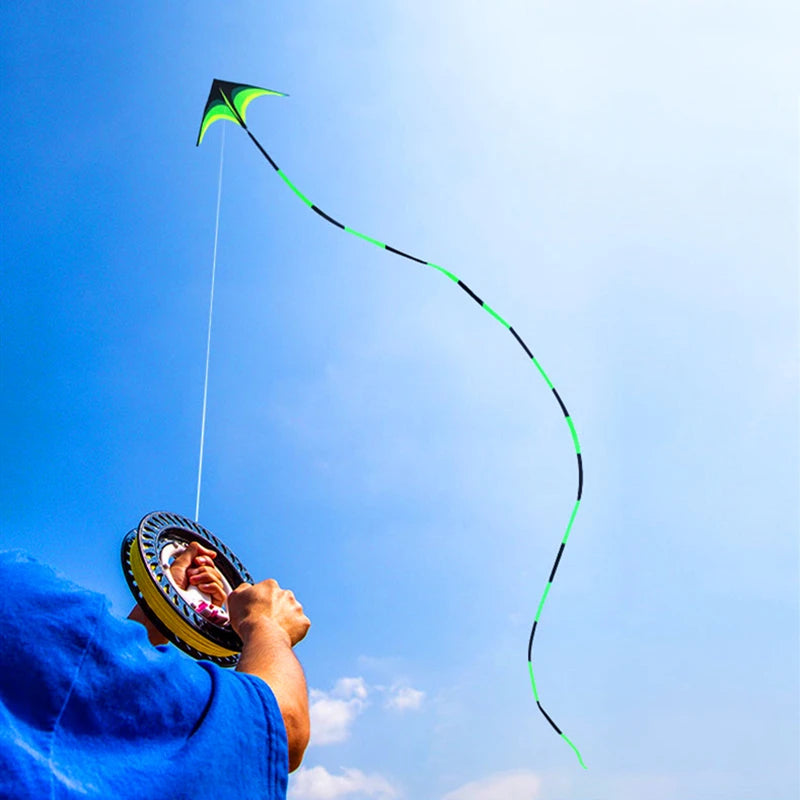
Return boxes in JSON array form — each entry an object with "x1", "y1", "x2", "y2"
[{"x1": 196, "y1": 79, "x2": 287, "y2": 146}]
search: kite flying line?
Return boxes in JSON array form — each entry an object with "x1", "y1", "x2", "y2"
[
  {"x1": 196, "y1": 79, "x2": 587, "y2": 769},
  {"x1": 195, "y1": 125, "x2": 226, "y2": 522}
]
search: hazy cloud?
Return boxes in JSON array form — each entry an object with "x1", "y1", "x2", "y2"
[
  {"x1": 385, "y1": 684, "x2": 425, "y2": 712},
  {"x1": 441, "y1": 771, "x2": 542, "y2": 800},
  {"x1": 310, "y1": 676, "x2": 425, "y2": 744},
  {"x1": 309, "y1": 677, "x2": 369, "y2": 745},
  {"x1": 290, "y1": 766, "x2": 399, "y2": 800}
]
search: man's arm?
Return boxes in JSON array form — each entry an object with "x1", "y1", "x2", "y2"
[
  {"x1": 228, "y1": 580, "x2": 311, "y2": 772},
  {"x1": 236, "y1": 617, "x2": 310, "y2": 771}
]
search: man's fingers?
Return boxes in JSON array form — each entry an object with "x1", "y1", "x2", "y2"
[
  {"x1": 191, "y1": 543, "x2": 217, "y2": 559},
  {"x1": 188, "y1": 565, "x2": 223, "y2": 582},
  {"x1": 189, "y1": 577, "x2": 225, "y2": 594},
  {"x1": 189, "y1": 573, "x2": 222, "y2": 586}
]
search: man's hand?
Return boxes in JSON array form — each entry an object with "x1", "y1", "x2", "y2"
[
  {"x1": 168, "y1": 542, "x2": 227, "y2": 608},
  {"x1": 228, "y1": 579, "x2": 310, "y2": 646},
  {"x1": 229, "y1": 579, "x2": 311, "y2": 772}
]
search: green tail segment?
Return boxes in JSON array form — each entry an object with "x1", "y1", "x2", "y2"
[{"x1": 198, "y1": 79, "x2": 587, "y2": 769}]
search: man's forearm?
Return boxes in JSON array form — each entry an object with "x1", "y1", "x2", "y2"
[{"x1": 236, "y1": 617, "x2": 310, "y2": 771}]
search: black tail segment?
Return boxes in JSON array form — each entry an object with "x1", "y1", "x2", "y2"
[
  {"x1": 386, "y1": 245, "x2": 427, "y2": 265},
  {"x1": 528, "y1": 621, "x2": 537, "y2": 660},
  {"x1": 312, "y1": 205, "x2": 345, "y2": 230},
  {"x1": 245, "y1": 128, "x2": 280, "y2": 171},
  {"x1": 537, "y1": 701, "x2": 562, "y2": 735},
  {"x1": 509, "y1": 326, "x2": 534, "y2": 360},
  {"x1": 457, "y1": 280, "x2": 484, "y2": 307},
  {"x1": 577, "y1": 453, "x2": 583, "y2": 500},
  {"x1": 553, "y1": 387, "x2": 569, "y2": 418},
  {"x1": 548, "y1": 543, "x2": 566, "y2": 583}
]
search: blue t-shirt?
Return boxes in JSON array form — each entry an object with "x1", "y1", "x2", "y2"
[{"x1": 0, "y1": 551, "x2": 288, "y2": 800}]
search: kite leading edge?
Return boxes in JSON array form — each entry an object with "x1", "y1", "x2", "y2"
[{"x1": 197, "y1": 78, "x2": 587, "y2": 769}]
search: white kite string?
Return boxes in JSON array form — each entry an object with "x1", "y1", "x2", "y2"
[{"x1": 195, "y1": 125, "x2": 225, "y2": 522}]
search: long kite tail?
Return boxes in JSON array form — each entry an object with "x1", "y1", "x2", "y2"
[{"x1": 219, "y1": 94, "x2": 586, "y2": 768}]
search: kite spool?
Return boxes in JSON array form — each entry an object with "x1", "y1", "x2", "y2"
[{"x1": 121, "y1": 511, "x2": 253, "y2": 666}]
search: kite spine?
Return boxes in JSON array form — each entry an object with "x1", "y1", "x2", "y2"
[{"x1": 213, "y1": 86, "x2": 586, "y2": 769}]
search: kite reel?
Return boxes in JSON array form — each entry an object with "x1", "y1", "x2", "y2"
[{"x1": 121, "y1": 511, "x2": 253, "y2": 666}]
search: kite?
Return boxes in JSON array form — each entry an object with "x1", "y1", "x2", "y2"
[{"x1": 196, "y1": 78, "x2": 587, "y2": 769}]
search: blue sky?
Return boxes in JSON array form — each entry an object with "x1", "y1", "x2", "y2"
[{"x1": 1, "y1": 2, "x2": 797, "y2": 799}]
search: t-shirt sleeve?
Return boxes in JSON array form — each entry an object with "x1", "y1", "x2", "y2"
[
  {"x1": 195, "y1": 664, "x2": 290, "y2": 796},
  {"x1": 0, "y1": 550, "x2": 288, "y2": 800}
]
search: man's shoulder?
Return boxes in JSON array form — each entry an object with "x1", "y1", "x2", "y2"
[{"x1": 0, "y1": 549, "x2": 109, "y2": 620}]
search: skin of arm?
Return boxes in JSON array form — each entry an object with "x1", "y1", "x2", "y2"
[{"x1": 228, "y1": 580, "x2": 311, "y2": 772}]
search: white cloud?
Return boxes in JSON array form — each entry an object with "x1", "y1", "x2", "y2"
[
  {"x1": 309, "y1": 675, "x2": 425, "y2": 744},
  {"x1": 309, "y1": 677, "x2": 369, "y2": 745},
  {"x1": 332, "y1": 677, "x2": 369, "y2": 701},
  {"x1": 290, "y1": 766, "x2": 399, "y2": 800},
  {"x1": 385, "y1": 685, "x2": 425, "y2": 712},
  {"x1": 441, "y1": 771, "x2": 542, "y2": 800}
]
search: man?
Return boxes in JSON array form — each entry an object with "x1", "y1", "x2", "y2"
[{"x1": 0, "y1": 544, "x2": 311, "y2": 799}]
